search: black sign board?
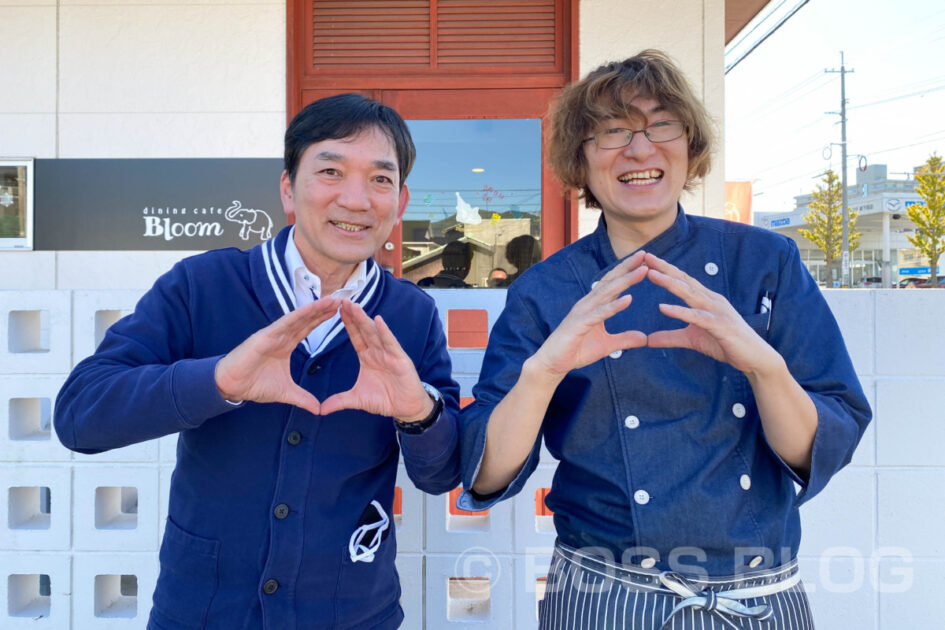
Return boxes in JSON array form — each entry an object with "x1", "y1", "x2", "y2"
[{"x1": 34, "y1": 159, "x2": 286, "y2": 250}]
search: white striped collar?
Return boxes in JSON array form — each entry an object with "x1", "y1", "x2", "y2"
[{"x1": 262, "y1": 225, "x2": 381, "y2": 357}]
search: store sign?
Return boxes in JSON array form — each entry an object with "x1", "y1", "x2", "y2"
[{"x1": 34, "y1": 159, "x2": 285, "y2": 250}]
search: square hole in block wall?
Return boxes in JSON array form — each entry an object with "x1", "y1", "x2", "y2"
[
  {"x1": 8, "y1": 398, "x2": 52, "y2": 441},
  {"x1": 94, "y1": 574, "x2": 137, "y2": 618},
  {"x1": 535, "y1": 488, "x2": 555, "y2": 533},
  {"x1": 95, "y1": 487, "x2": 138, "y2": 529},
  {"x1": 7, "y1": 574, "x2": 51, "y2": 617},
  {"x1": 8, "y1": 486, "x2": 51, "y2": 529},
  {"x1": 8, "y1": 310, "x2": 51, "y2": 353},
  {"x1": 446, "y1": 487, "x2": 489, "y2": 532},
  {"x1": 95, "y1": 310, "x2": 124, "y2": 348},
  {"x1": 447, "y1": 577, "x2": 490, "y2": 621}
]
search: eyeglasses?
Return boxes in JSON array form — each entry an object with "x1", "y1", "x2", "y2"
[{"x1": 583, "y1": 120, "x2": 686, "y2": 149}]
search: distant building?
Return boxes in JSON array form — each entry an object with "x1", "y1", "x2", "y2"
[{"x1": 755, "y1": 164, "x2": 931, "y2": 287}]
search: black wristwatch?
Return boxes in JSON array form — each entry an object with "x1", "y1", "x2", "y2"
[{"x1": 394, "y1": 383, "x2": 443, "y2": 435}]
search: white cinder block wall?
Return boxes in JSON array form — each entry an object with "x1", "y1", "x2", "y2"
[
  {"x1": 2, "y1": 288, "x2": 944, "y2": 629},
  {"x1": 5, "y1": 1, "x2": 938, "y2": 628}
]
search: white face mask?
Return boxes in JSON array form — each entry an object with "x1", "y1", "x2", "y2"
[{"x1": 348, "y1": 500, "x2": 390, "y2": 563}]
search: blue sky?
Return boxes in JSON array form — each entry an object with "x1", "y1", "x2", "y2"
[{"x1": 725, "y1": 0, "x2": 945, "y2": 214}]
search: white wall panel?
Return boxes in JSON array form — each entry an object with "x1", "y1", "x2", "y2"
[
  {"x1": 874, "y1": 289, "x2": 945, "y2": 375},
  {"x1": 0, "y1": 253, "x2": 57, "y2": 290},
  {"x1": 58, "y1": 112, "x2": 285, "y2": 159},
  {"x1": 875, "y1": 379, "x2": 945, "y2": 466},
  {"x1": 59, "y1": 5, "x2": 283, "y2": 114},
  {"x1": 0, "y1": 114, "x2": 57, "y2": 158},
  {"x1": 55, "y1": 252, "x2": 198, "y2": 291},
  {"x1": 0, "y1": 6, "x2": 57, "y2": 113}
]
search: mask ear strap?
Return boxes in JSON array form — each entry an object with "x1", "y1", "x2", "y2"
[{"x1": 348, "y1": 500, "x2": 390, "y2": 563}]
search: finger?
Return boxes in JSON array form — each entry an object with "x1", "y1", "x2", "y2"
[
  {"x1": 647, "y1": 328, "x2": 694, "y2": 350},
  {"x1": 320, "y1": 390, "x2": 358, "y2": 416},
  {"x1": 657, "y1": 302, "x2": 715, "y2": 328},
  {"x1": 593, "y1": 251, "x2": 646, "y2": 292},
  {"x1": 373, "y1": 315, "x2": 411, "y2": 358},
  {"x1": 339, "y1": 300, "x2": 369, "y2": 353},
  {"x1": 284, "y1": 385, "x2": 323, "y2": 416},
  {"x1": 276, "y1": 298, "x2": 340, "y2": 342},
  {"x1": 587, "y1": 294, "x2": 633, "y2": 325},
  {"x1": 347, "y1": 303, "x2": 384, "y2": 350},
  {"x1": 647, "y1": 268, "x2": 715, "y2": 311},
  {"x1": 609, "y1": 329, "x2": 648, "y2": 350}
]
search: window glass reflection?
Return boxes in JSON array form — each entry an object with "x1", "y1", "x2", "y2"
[{"x1": 403, "y1": 119, "x2": 541, "y2": 288}]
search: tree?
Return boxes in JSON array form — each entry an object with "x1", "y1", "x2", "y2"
[
  {"x1": 799, "y1": 169, "x2": 860, "y2": 286},
  {"x1": 907, "y1": 153, "x2": 945, "y2": 288}
]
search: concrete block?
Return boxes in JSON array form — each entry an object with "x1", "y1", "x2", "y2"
[
  {"x1": 875, "y1": 379, "x2": 945, "y2": 466},
  {"x1": 429, "y1": 288, "x2": 508, "y2": 338},
  {"x1": 511, "y1": 464, "x2": 558, "y2": 554},
  {"x1": 874, "y1": 290, "x2": 945, "y2": 376},
  {"x1": 55, "y1": 252, "x2": 196, "y2": 291},
  {"x1": 59, "y1": 5, "x2": 283, "y2": 114},
  {"x1": 395, "y1": 553, "x2": 422, "y2": 630},
  {"x1": 0, "y1": 114, "x2": 57, "y2": 158},
  {"x1": 72, "y1": 552, "x2": 159, "y2": 630},
  {"x1": 449, "y1": 350, "x2": 485, "y2": 378},
  {"x1": 0, "y1": 465, "x2": 71, "y2": 551},
  {"x1": 877, "y1": 470, "x2": 945, "y2": 557},
  {"x1": 799, "y1": 468, "x2": 875, "y2": 559},
  {"x1": 425, "y1": 486, "x2": 514, "y2": 554},
  {"x1": 425, "y1": 554, "x2": 515, "y2": 628},
  {"x1": 822, "y1": 290, "x2": 874, "y2": 376},
  {"x1": 0, "y1": 291, "x2": 71, "y2": 374},
  {"x1": 394, "y1": 465, "x2": 423, "y2": 553},
  {"x1": 72, "y1": 290, "x2": 142, "y2": 365},
  {"x1": 878, "y1": 558, "x2": 944, "y2": 628},
  {"x1": 59, "y1": 112, "x2": 285, "y2": 158},
  {"x1": 0, "y1": 552, "x2": 71, "y2": 630},
  {"x1": 0, "y1": 7, "x2": 56, "y2": 113},
  {"x1": 0, "y1": 375, "x2": 72, "y2": 463},
  {"x1": 0, "y1": 253, "x2": 56, "y2": 290},
  {"x1": 512, "y1": 548, "x2": 554, "y2": 629},
  {"x1": 72, "y1": 440, "x2": 159, "y2": 465},
  {"x1": 73, "y1": 466, "x2": 160, "y2": 552},
  {"x1": 798, "y1": 555, "x2": 877, "y2": 630}
]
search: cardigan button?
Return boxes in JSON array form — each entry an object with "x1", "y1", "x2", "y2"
[
  {"x1": 633, "y1": 490, "x2": 650, "y2": 505},
  {"x1": 624, "y1": 415, "x2": 640, "y2": 429},
  {"x1": 704, "y1": 262, "x2": 719, "y2": 276},
  {"x1": 274, "y1": 503, "x2": 290, "y2": 519},
  {"x1": 732, "y1": 403, "x2": 746, "y2": 418},
  {"x1": 609, "y1": 350, "x2": 623, "y2": 359},
  {"x1": 263, "y1": 579, "x2": 279, "y2": 595},
  {"x1": 749, "y1": 555, "x2": 764, "y2": 568},
  {"x1": 287, "y1": 431, "x2": 302, "y2": 446},
  {"x1": 640, "y1": 557, "x2": 657, "y2": 569},
  {"x1": 740, "y1": 474, "x2": 752, "y2": 491}
]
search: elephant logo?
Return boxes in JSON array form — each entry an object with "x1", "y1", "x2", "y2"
[{"x1": 224, "y1": 200, "x2": 273, "y2": 241}]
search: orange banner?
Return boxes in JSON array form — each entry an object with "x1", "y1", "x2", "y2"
[{"x1": 724, "y1": 181, "x2": 752, "y2": 224}]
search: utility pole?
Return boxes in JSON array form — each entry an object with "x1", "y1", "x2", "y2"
[{"x1": 826, "y1": 52, "x2": 854, "y2": 287}]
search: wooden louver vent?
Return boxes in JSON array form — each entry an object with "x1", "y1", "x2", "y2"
[{"x1": 312, "y1": 0, "x2": 557, "y2": 70}]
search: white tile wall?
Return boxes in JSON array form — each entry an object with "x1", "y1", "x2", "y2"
[
  {"x1": 0, "y1": 282, "x2": 939, "y2": 629},
  {"x1": 0, "y1": 253, "x2": 57, "y2": 290},
  {"x1": 0, "y1": 114, "x2": 58, "y2": 158},
  {"x1": 0, "y1": 6, "x2": 57, "y2": 114}
]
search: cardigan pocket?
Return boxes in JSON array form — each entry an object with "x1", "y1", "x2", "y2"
[{"x1": 151, "y1": 517, "x2": 221, "y2": 629}]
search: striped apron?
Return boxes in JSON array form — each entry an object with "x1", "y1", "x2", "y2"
[{"x1": 539, "y1": 541, "x2": 815, "y2": 630}]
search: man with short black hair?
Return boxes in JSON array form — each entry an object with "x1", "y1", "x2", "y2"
[{"x1": 56, "y1": 93, "x2": 461, "y2": 629}]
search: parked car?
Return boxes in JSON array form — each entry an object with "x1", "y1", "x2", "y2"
[
  {"x1": 916, "y1": 276, "x2": 945, "y2": 288},
  {"x1": 858, "y1": 276, "x2": 883, "y2": 288},
  {"x1": 897, "y1": 277, "x2": 925, "y2": 288}
]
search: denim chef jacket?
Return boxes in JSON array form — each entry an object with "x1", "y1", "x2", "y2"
[
  {"x1": 55, "y1": 226, "x2": 461, "y2": 630},
  {"x1": 458, "y1": 207, "x2": 871, "y2": 575}
]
